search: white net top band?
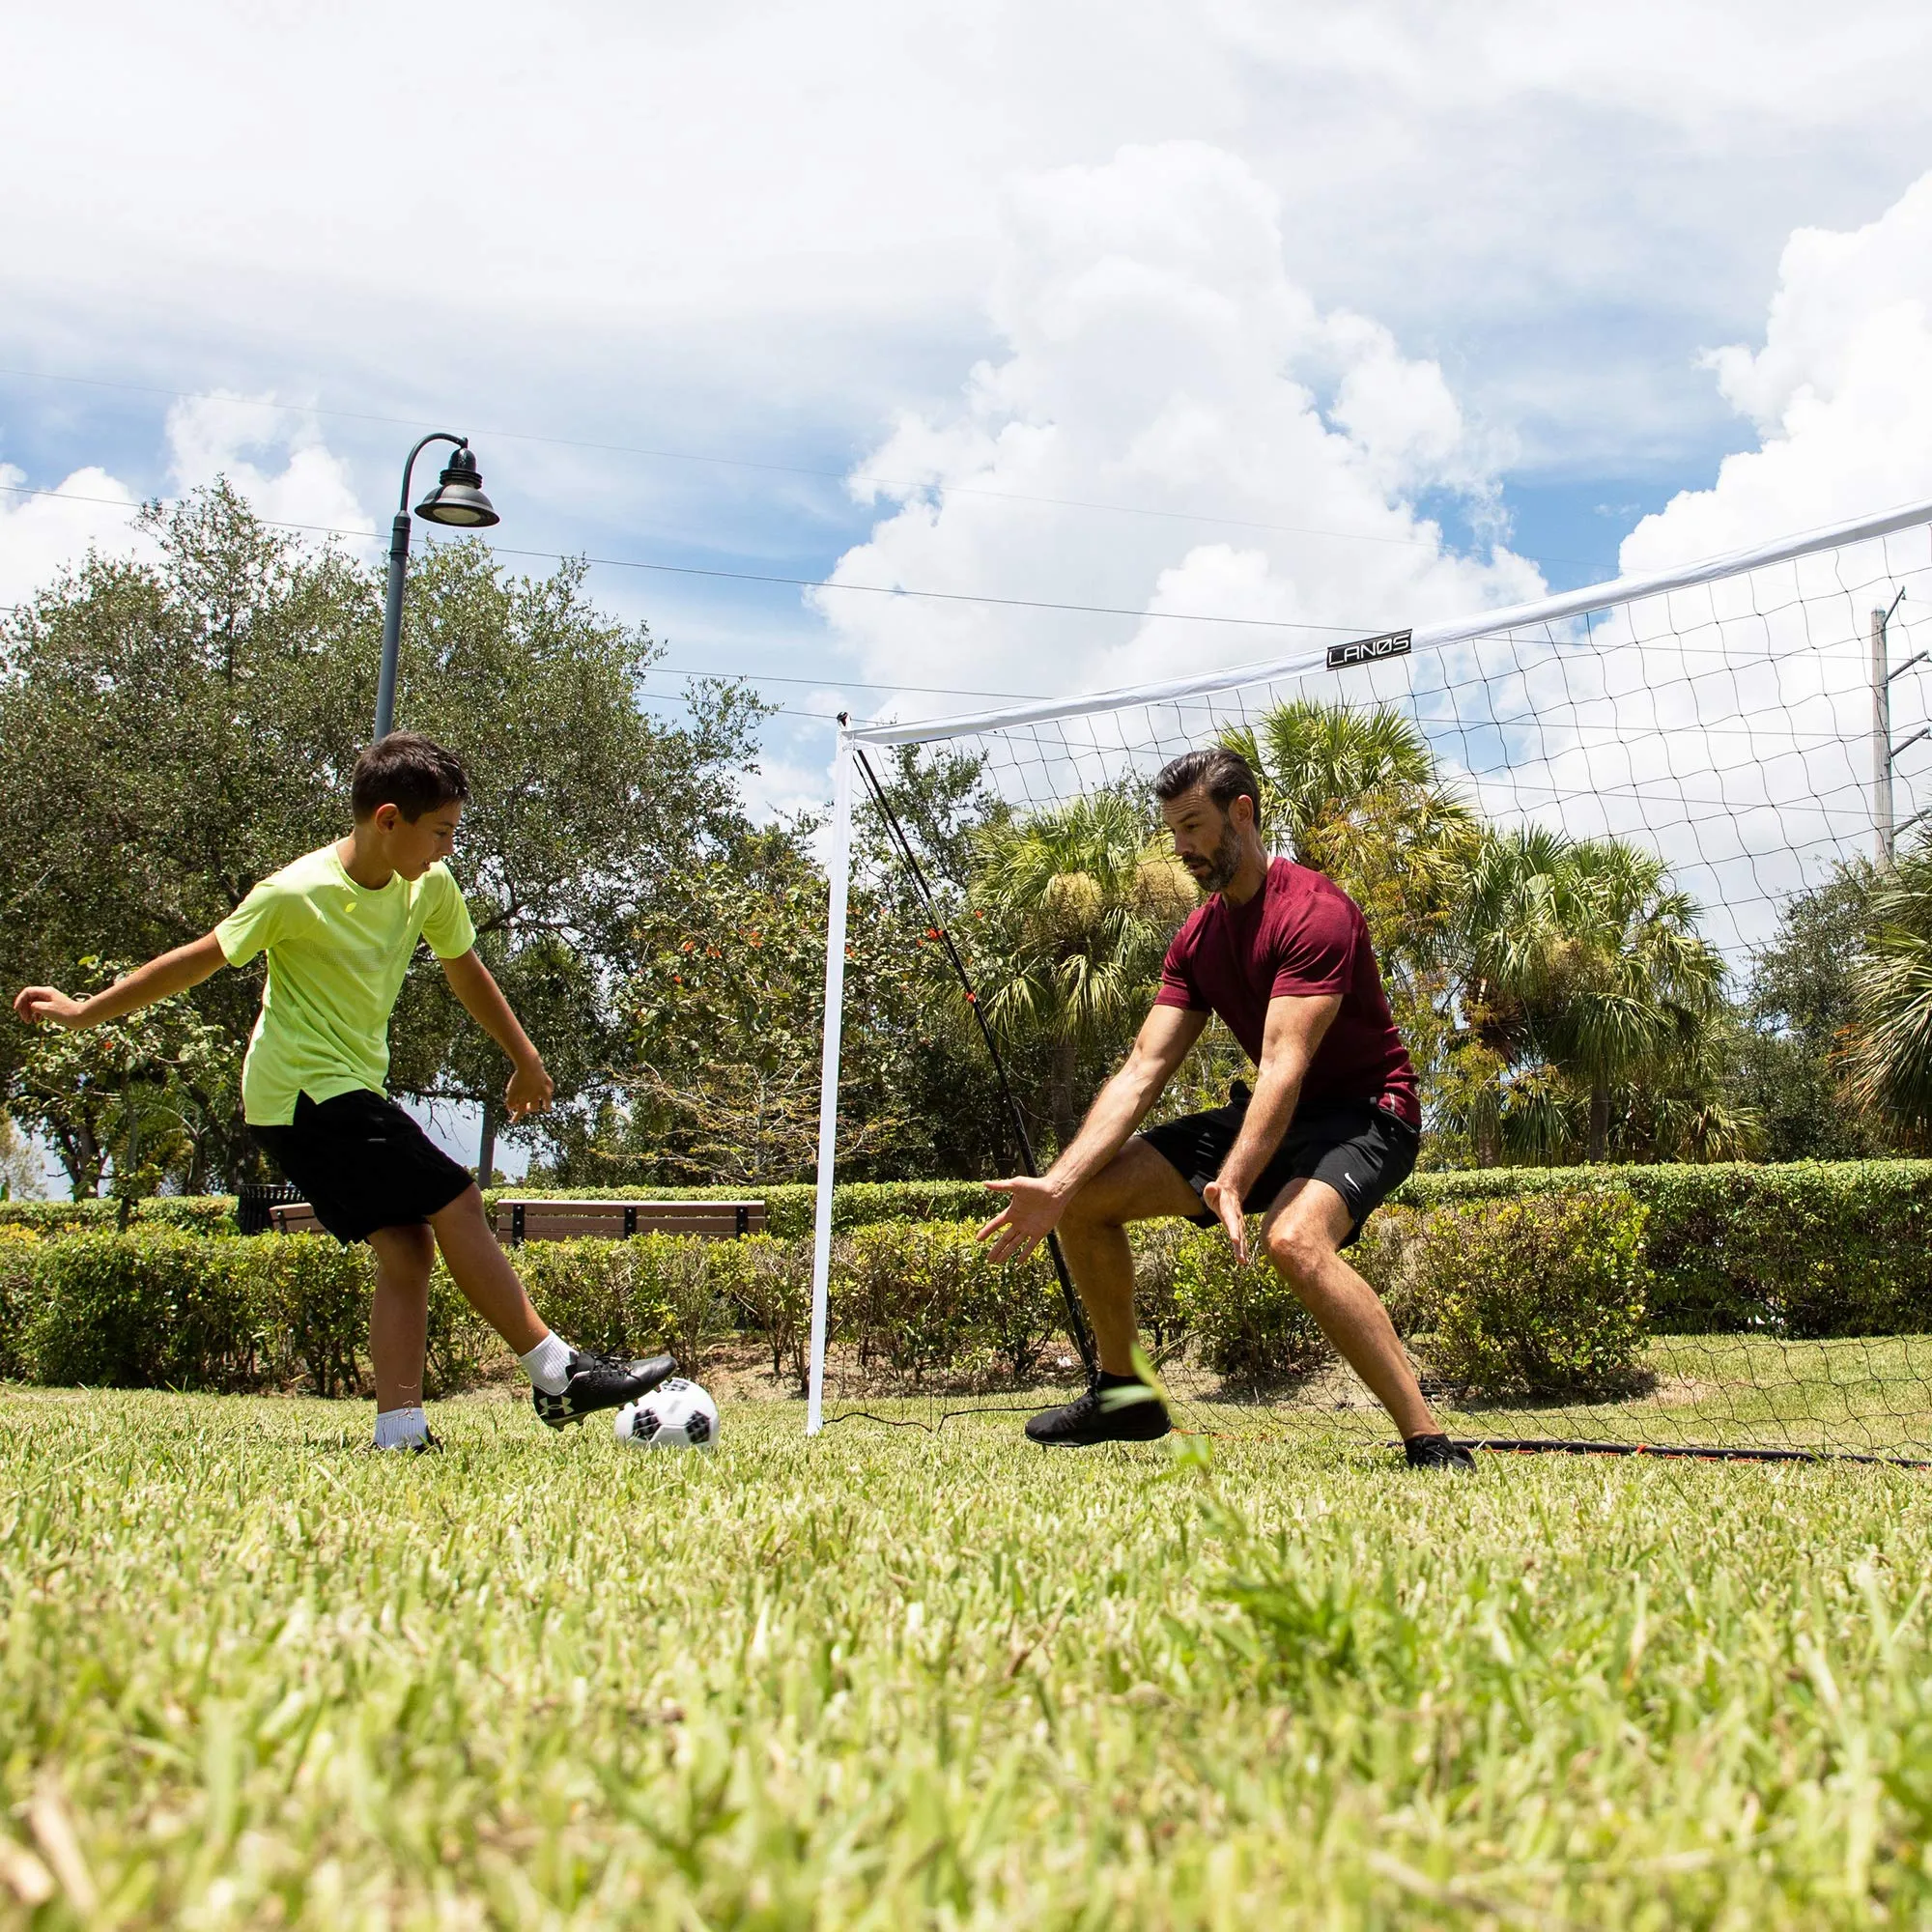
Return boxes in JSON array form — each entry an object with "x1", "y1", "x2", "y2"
[{"x1": 845, "y1": 496, "x2": 1932, "y2": 748}]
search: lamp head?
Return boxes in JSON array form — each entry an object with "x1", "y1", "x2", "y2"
[{"x1": 414, "y1": 443, "x2": 499, "y2": 528}]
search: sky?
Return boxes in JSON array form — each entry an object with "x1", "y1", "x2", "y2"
[{"x1": 7, "y1": 0, "x2": 1932, "y2": 1181}]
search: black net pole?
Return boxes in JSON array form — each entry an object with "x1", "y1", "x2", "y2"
[{"x1": 848, "y1": 743, "x2": 1100, "y2": 1384}]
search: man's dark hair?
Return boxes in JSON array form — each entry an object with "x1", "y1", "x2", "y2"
[
  {"x1": 352, "y1": 732, "x2": 471, "y2": 822},
  {"x1": 1152, "y1": 746, "x2": 1262, "y2": 823}
]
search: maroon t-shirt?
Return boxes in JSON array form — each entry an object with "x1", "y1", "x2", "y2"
[{"x1": 1154, "y1": 858, "x2": 1420, "y2": 1127}]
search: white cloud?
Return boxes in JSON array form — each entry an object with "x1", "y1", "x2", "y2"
[
  {"x1": 6, "y1": 1, "x2": 1932, "y2": 490},
  {"x1": 162, "y1": 394, "x2": 374, "y2": 544},
  {"x1": 0, "y1": 397, "x2": 373, "y2": 611},
  {"x1": 813, "y1": 142, "x2": 1543, "y2": 714},
  {"x1": 0, "y1": 467, "x2": 143, "y2": 611},
  {"x1": 1622, "y1": 170, "x2": 1932, "y2": 571}
]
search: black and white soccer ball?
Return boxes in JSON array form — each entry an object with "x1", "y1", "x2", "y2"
[{"x1": 614, "y1": 1378, "x2": 719, "y2": 1451}]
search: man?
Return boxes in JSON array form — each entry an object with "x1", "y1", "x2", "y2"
[
  {"x1": 978, "y1": 745, "x2": 1471, "y2": 1469},
  {"x1": 13, "y1": 732, "x2": 675, "y2": 1451}
]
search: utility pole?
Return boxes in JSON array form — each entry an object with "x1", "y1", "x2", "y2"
[{"x1": 1874, "y1": 589, "x2": 1918, "y2": 865}]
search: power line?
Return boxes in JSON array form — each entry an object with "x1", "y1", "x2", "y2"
[
  {"x1": 647, "y1": 666, "x2": 1046, "y2": 701},
  {"x1": 0, "y1": 480, "x2": 1393, "y2": 636},
  {"x1": 0, "y1": 362, "x2": 1622, "y2": 573}
]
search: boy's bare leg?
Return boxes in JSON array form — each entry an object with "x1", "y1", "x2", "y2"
[
  {"x1": 368, "y1": 1223, "x2": 436, "y2": 1413},
  {"x1": 1057, "y1": 1139, "x2": 1208, "y2": 1376},
  {"x1": 1260, "y1": 1179, "x2": 1436, "y2": 1439},
  {"x1": 426, "y1": 1185, "x2": 548, "y2": 1355}
]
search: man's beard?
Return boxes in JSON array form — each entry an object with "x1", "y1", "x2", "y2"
[{"x1": 1191, "y1": 821, "x2": 1244, "y2": 895}]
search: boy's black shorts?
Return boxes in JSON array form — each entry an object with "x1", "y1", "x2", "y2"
[
  {"x1": 250, "y1": 1089, "x2": 475, "y2": 1245},
  {"x1": 1138, "y1": 1089, "x2": 1419, "y2": 1248}
]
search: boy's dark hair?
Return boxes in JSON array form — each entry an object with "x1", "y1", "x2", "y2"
[
  {"x1": 1152, "y1": 746, "x2": 1262, "y2": 823},
  {"x1": 352, "y1": 732, "x2": 471, "y2": 823}
]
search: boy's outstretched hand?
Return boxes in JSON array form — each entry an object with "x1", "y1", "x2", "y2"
[
  {"x1": 13, "y1": 985, "x2": 86, "y2": 1029},
  {"x1": 505, "y1": 1057, "x2": 554, "y2": 1122}
]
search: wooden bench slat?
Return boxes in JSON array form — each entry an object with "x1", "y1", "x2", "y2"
[{"x1": 495, "y1": 1200, "x2": 767, "y2": 1243}]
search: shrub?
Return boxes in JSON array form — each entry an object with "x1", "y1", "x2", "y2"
[
  {"x1": 717, "y1": 1236, "x2": 815, "y2": 1391},
  {"x1": 0, "y1": 1197, "x2": 241, "y2": 1236},
  {"x1": 0, "y1": 1226, "x2": 43, "y2": 1380},
  {"x1": 954, "y1": 1232, "x2": 1065, "y2": 1384},
  {"x1": 1395, "y1": 1161, "x2": 1932, "y2": 1337},
  {"x1": 829, "y1": 1222, "x2": 1061, "y2": 1386},
  {"x1": 507, "y1": 1237, "x2": 679, "y2": 1364},
  {"x1": 1126, "y1": 1221, "x2": 1196, "y2": 1361},
  {"x1": 834, "y1": 1223, "x2": 977, "y2": 1385},
  {"x1": 1172, "y1": 1225, "x2": 1329, "y2": 1385},
  {"x1": 1361, "y1": 1192, "x2": 1651, "y2": 1402},
  {"x1": 24, "y1": 1231, "x2": 261, "y2": 1389}
]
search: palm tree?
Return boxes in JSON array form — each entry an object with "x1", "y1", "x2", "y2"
[
  {"x1": 1222, "y1": 700, "x2": 1447, "y2": 857},
  {"x1": 968, "y1": 787, "x2": 1195, "y2": 1148},
  {"x1": 1221, "y1": 700, "x2": 1478, "y2": 980},
  {"x1": 1459, "y1": 830, "x2": 1727, "y2": 1161},
  {"x1": 1847, "y1": 841, "x2": 1932, "y2": 1130}
]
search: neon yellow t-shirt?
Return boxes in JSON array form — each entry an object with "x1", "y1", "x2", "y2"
[{"x1": 215, "y1": 844, "x2": 477, "y2": 1124}]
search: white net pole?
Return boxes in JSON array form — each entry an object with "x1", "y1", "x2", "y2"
[{"x1": 806, "y1": 726, "x2": 853, "y2": 1435}]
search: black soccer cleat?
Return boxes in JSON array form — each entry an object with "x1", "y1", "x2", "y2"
[
  {"x1": 533, "y1": 1350, "x2": 678, "y2": 1430},
  {"x1": 1025, "y1": 1380, "x2": 1171, "y2": 1447},
  {"x1": 1405, "y1": 1433, "x2": 1477, "y2": 1472}
]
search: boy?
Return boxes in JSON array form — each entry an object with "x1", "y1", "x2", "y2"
[{"x1": 12, "y1": 731, "x2": 675, "y2": 1450}]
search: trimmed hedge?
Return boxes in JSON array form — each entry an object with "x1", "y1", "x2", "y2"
[
  {"x1": 0, "y1": 1180, "x2": 998, "y2": 1241},
  {"x1": 1395, "y1": 1162, "x2": 1932, "y2": 1338},
  {"x1": 0, "y1": 1197, "x2": 243, "y2": 1236},
  {"x1": 20, "y1": 1160, "x2": 1932, "y2": 1330},
  {"x1": 10, "y1": 1158, "x2": 1932, "y2": 1400},
  {"x1": 1359, "y1": 1192, "x2": 1651, "y2": 1400}
]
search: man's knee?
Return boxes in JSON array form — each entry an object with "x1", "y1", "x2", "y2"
[
  {"x1": 1060, "y1": 1175, "x2": 1119, "y2": 1232},
  {"x1": 1264, "y1": 1218, "x2": 1333, "y2": 1287}
]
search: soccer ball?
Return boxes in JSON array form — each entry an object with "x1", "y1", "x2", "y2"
[{"x1": 614, "y1": 1378, "x2": 719, "y2": 1450}]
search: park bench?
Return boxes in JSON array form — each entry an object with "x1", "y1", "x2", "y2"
[
  {"x1": 494, "y1": 1199, "x2": 767, "y2": 1244},
  {"x1": 266, "y1": 1197, "x2": 768, "y2": 1243},
  {"x1": 268, "y1": 1201, "x2": 327, "y2": 1236}
]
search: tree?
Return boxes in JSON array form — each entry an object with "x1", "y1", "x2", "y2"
[
  {"x1": 966, "y1": 786, "x2": 1195, "y2": 1150},
  {"x1": 0, "y1": 1115, "x2": 47, "y2": 1199},
  {"x1": 8, "y1": 963, "x2": 231, "y2": 1209},
  {"x1": 1457, "y1": 829, "x2": 1729, "y2": 1161},
  {"x1": 0, "y1": 485, "x2": 771, "y2": 1189},
  {"x1": 375, "y1": 541, "x2": 768, "y2": 1177},
  {"x1": 1846, "y1": 840, "x2": 1932, "y2": 1135},
  {"x1": 1738, "y1": 860, "x2": 1899, "y2": 1159},
  {"x1": 0, "y1": 486, "x2": 373, "y2": 1185}
]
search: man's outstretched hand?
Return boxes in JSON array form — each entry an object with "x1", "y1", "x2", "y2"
[
  {"x1": 13, "y1": 986, "x2": 86, "y2": 1029},
  {"x1": 978, "y1": 1175, "x2": 1067, "y2": 1264},
  {"x1": 1201, "y1": 1178, "x2": 1250, "y2": 1264}
]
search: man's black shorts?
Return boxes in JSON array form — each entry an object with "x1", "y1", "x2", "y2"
[
  {"x1": 1138, "y1": 1088, "x2": 1419, "y2": 1247},
  {"x1": 250, "y1": 1090, "x2": 475, "y2": 1245}
]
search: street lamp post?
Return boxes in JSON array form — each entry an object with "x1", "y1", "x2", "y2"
[{"x1": 374, "y1": 434, "x2": 500, "y2": 740}]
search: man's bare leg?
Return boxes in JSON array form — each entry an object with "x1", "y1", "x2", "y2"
[
  {"x1": 1057, "y1": 1139, "x2": 1209, "y2": 1376},
  {"x1": 1261, "y1": 1179, "x2": 1436, "y2": 1439}
]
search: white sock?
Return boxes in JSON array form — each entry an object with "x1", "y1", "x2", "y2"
[
  {"x1": 373, "y1": 1406, "x2": 429, "y2": 1451},
  {"x1": 519, "y1": 1331, "x2": 576, "y2": 1395}
]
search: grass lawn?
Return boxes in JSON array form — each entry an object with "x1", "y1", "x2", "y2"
[{"x1": 7, "y1": 1386, "x2": 1932, "y2": 1926}]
